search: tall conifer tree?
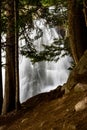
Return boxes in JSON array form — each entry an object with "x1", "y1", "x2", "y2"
[
  {"x1": 2, "y1": 0, "x2": 16, "y2": 114},
  {"x1": 14, "y1": 0, "x2": 20, "y2": 110},
  {"x1": 0, "y1": 0, "x2": 3, "y2": 114}
]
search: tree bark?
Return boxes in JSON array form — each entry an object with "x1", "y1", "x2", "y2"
[
  {"x1": 14, "y1": 0, "x2": 20, "y2": 110},
  {"x1": 83, "y1": 0, "x2": 87, "y2": 26},
  {"x1": 2, "y1": 0, "x2": 16, "y2": 114},
  {"x1": 68, "y1": 0, "x2": 87, "y2": 64},
  {"x1": 0, "y1": 0, "x2": 3, "y2": 114},
  {"x1": 66, "y1": 50, "x2": 87, "y2": 90}
]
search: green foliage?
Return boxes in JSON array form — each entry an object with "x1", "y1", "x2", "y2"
[
  {"x1": 20, "y1": 37, "x2": 71, "y2": 63},
  {"x1": 35, "y1": 38, "x2": 70, "y2": 62},
  {"x1": 41, "y1": 0, "x2": 67, "y2": 6},
  {"x1": 19, "y1": 0, "x2": 69, "y2": 63},
  {"x1": 1, "y1": 0, "x2": 70, "y2": 64},
  {"x1": 1, "y1": 0, "x2": 67, "y2": 33},
  {"x1": 19, "y1": 0, "x2": 42, "y2": 6},
  {"x1": 1, "y1": 2, "x2": 7, "y2": 33},
  {"x1": 39, "y1": 5, "x2": 67, "y2": 27}
]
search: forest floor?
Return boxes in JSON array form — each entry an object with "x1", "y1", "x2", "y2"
[{"x1": 0, "y1": 85, "x2": 87, "y2": 130}]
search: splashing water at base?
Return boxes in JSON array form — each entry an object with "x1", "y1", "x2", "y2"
[{"x1": 19, "y1": 55, "x2": 71, "y2": 103}]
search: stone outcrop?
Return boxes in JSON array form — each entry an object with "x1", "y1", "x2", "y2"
[
  {"x1": 66, "y1": 50, "x2": 87, "y2": 91},
  {"x1": 75, "y1": 96, "x2": 87, "y2": 112}
]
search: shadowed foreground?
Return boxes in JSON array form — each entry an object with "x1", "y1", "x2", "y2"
[{"x1": 0, "y1": 85, "x2": 87, "y2": 130}]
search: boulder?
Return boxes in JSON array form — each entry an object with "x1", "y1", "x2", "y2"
[{"x1": 75, "y1": 97, "x2": 87, "y2": 111}]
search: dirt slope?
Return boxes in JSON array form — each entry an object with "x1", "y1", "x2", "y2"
[{"x1": 0, "y1": 86, "x2": 87, "y2": 130}]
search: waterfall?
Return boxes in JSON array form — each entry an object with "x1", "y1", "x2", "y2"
[
  {"x1": 19, "y1": 19, "x2": 72, "y2": 103},
  {"x1": 2, "y1": 19, "x2": 72, "y2": 103},
  {"x1": 19, "y1": 56, "x2": 71, "y2": 103}
]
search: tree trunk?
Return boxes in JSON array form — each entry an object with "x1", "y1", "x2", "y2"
[
  {"x1": 2, "y1": 0, "x2": 16, "y2": 114},
  {"x1": 66, "y1": 50, "x2": 87, "y2": 90},
  {"x1": 14, "y1": 0, "x2": 20, "y2": 110},
  {"x1": 68, "y1": 0, "x2": 87, "y2": 64},
  {"x1": 0, "y1": 0, "x2": 3, "y2": 114},
  {"x1": 83, "y1": 0, "x2": 87, "y2": 26}
]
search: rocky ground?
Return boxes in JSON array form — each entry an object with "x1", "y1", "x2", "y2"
[{"x1": 0, "y1": 84, "x2": 87, "y2": 130}]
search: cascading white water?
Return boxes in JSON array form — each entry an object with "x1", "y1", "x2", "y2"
[
  {"x1": 2, "y1": 18, "x2": 72, "y2": 103},
  {"x1": 19, "y1": 19, "x2": 72, "y2": 103},
  {"x1": 19, "y1": 56, "x2": 71, "y2": 103}
]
